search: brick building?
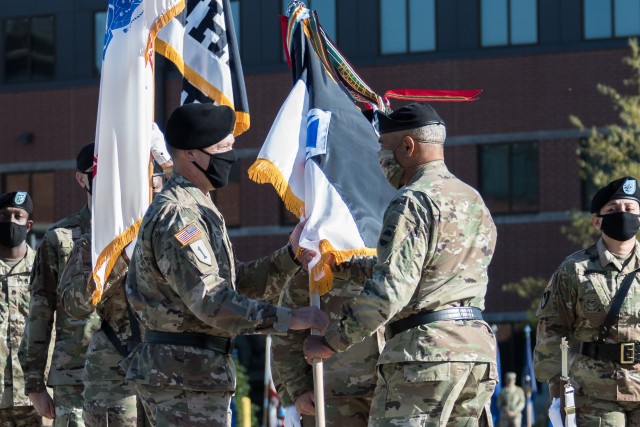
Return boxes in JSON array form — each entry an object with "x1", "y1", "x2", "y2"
[{"x1": 0, "y1": 0, "x2": 637, "y2": 391}]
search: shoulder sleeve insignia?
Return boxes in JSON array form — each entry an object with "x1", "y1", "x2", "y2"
[
  {"x1": 540, "y1": 290, "x2": 550, "y2": 309},
  {"x1": 189, "y1": 240, "x2": 212, "y2": 266},
  {"x1": 174, "y1": 223, "x2": 203, "y2": 246}
]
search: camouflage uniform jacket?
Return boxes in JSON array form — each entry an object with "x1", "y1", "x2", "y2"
[
  {"x1": 19, "y1": 205, "x2": 100, "y2": 393},
  {"x1": 124, "y1": 173, "x2": 298, "y2": 392},
  {"x1": 58, "y1": 234, "x2": 130, "y2": 383},
  {"x1": 535, "y1": 238, "x2": 640, "y2": 402},
  {"x1": 0, "y1": 246, "x2": 35, "y2": 408},
  {"x1": 272, "y1": 269, "x2": 381, "y2": 402},
  {"x1": 324, "y1": 160, "x2": 498, "y2": 365}
]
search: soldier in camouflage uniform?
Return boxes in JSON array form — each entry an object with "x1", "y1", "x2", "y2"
[
  {"x1": 535, "y1": 176, "x2": 640, "y2": 427},
  {"x1": 58, "y1": 235, "x2": 140, "y2": 426},
  {"x1": 0, "y1": 192, "x2": 41, "y2": 426},
  {"x1": 57, "y1": 166, "x2": 167, "y2": 426},
  {"x1": 304, "y1": 103, "x2": 499, "y2": 426},
  {"x1": 272, "y1": 269, "x2": 381, "y2": 426},
  {"x1": 497, "y1": 372, "x2": 525, "y2": 427},
  {"x1": 19, "y1": 144, "x2": 100, "y2": 426},
  {"x1": 123, "y1": 103, "x2": 328, "y2": 426}
]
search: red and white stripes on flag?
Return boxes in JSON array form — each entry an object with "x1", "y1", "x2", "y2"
[
  {"x1": 91, "y1": 0, "x2": 184, "y2": 303},
  {"x1": 156, "y1": 0, "x2": 250, "y2": 135}
]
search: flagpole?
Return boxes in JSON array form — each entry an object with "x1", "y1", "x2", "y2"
[
  {"x1": 263, "y1": 334, "x2": 272, "y2": 427},
  {"x1": 309, "y1": 289, "x2": 326, "y2": 427}
]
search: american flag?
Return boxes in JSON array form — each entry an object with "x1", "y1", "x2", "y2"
[{"x1": 174, "y1": 223, "x2": 203, "y2": 245}]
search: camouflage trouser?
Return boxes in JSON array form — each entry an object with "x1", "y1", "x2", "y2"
[
  {"x1": 369, "y1": 361, "x2": 497, "y2": 427},
  {"x1": 53, "y1": 385, "x2": 85, "y2": 427},
  {"x1": 497, "y1": 414, "x2": 521, "y2": 427},
  {"x1": 135, "y1": 384, "x2": 233, "y2": 427},
  {"x1": 301, "y1": 396, "x2": 372, "y2": 427},
  {"x1": 0, "y1": 406, "x2": 41, "y2": 427},
  {"x1": 576, "y1": 393, "x2": 640, "y2": 427},
  {"x1": 82, "y1": 381, "x2": 142, "y2": 427}
]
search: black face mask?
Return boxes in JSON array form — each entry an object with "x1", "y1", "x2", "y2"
[
  {"x1": 598, "y1": 211, "x2": 640, "y2": 241},
  {"x1": 0, "y1": 222, "x2": 27, "y2": 248},
  {"x1": 192, "y1": 149, "x2": 237, "y2": 189},
  {"x1": 83, "y1": 171, "x2": 93, "y2": 196}
]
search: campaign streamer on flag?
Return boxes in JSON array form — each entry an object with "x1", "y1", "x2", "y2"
[
  {"x1": 156, "y1": 0, "x2": 250, "y2": 135},
  {"x1": 249, "y1": 4, "x2": 395, "y2": 295},
  {"x1": 92, "y1": 0, "x2": 185, "y2": 304}
]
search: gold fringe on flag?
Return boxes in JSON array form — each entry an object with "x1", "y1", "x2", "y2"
[
  {"x1": 248, "y1": 158, "x2": 304, "y2": 218},
  {"x1": 91, "y1": 219, "x2": 142, "y2": 306},
  {"x1": 309, "y1": 239, "x2": 377, "y2": 296}
]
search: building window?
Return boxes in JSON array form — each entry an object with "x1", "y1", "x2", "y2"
[
  {"x1": 212, "y1": 163, "x2": 241, "y2": 227},
  {"x1": 282, "y1": 0, "x2": 336, "y2": 41},
  {"x1": 380, "y1": 0, "x2": 435, "y2": 54},
  {"x1": 4, "y1": 15, "x2": 55, "y2": 82},
  {"x1": 480, "y1": 142, "x2": 539, "y2": 214},
  {"x1": 94, "y1": 11, "x2": 107, "y2": 75},
  {"x1": 1, "y1": 171, "x2": 55, "y2": 223},
  {"x1": 584, "y1": 0, "x2": 640, "y2": 39},
  {"x1": 480, "y1": 0, "x2": 537, "y2": 47}
]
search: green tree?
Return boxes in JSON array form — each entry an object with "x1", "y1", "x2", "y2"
[
  {"x1": 501, "y1": 276, "x2": 547, "y2": 322},
  {"x1": 234, "y1": 357, "x2": 259, "y2": 426},
  {"x1": 503, "y1": 38, "x2": 640, "y2": 318},
  {"x1": 566, "y1": 37, "x2": 640, "y2": 246}
]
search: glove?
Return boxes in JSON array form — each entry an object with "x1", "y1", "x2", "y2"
[
  {"x1": 284, "y1": 405, "x2": 301, "y2": 427},
  {"x1": 548, "y1": 397, "x2": 564, "y2": 427},
  {"x1": 150, "y1": 122, "x2": 171, "y2": 164}
]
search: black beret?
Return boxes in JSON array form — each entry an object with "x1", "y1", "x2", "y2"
[
  {"x1": 165, "y1": 103, "x2": 235, "y2": 150},
  {"x1": 377, "y1": 103, "x2": 445, "y2": 134},
  {"x1": 591, "y1": 176, "x2": 640, "y2": 213},
  {"x1": 0, "y1": 192, "x2": 33, "y2": 215},
  {"x1": 76, "y1": 143, "x2": 95, "y2": 172}
]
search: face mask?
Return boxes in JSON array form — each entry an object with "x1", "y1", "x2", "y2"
[
  {"x1": 83, "y1": 171, "x2": 93, "y2": 196},
  {"x1": 378, "y1": 149, "x2": 404, "y2": 189},
  {"x1": 0, "y1": 222, "x2": 27, "y2": 248},
  {"x1": 598, "y1": 211, "x2": 640, "y2": 241},
  {"x1": 192, "y1": 149, "x2": 237, "y2": 189}
]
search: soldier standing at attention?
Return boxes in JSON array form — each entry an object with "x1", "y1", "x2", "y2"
[
  {"x1": 124, "y1": 103, "x2": 328, "y2": 426},
  {"x1": 57, "y1": 165, "x2": 168, "y2": 426},
  {"x1": 497, "y1": 372, "x2": 525, "y2": 427},
  {"x1": 0, "y1": 192, "x2": 40, "y2": 426},
  {"x1": 535, "y1": 176, "x2": 640, "y2": 427},
  {"x1": 303, "y1": 103, "x2": 499, "y2": 426},
  {"x1": 19, "y1": 144, "x2": 100, "y2": 426},
  {"x1": 272, "y1": 268, "x2": 381, "y2": 426}
]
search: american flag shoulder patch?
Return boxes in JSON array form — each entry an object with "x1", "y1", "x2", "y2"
[{"x1": 174, "y1": 223, "x2": 203, "y2": 246}]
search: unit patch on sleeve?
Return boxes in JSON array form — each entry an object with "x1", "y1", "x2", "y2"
[
  {"x1": 174, "y1": 223, "x2": 203, "y2": 246},
  {"x1": 190, "y1": 240, "x2": 212, "y2": 266}
]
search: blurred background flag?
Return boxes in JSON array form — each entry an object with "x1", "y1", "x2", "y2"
[
  {"x1": 92, "y1": 0, "x2": 184, "y2": 303},
  {"x1": 491, "y1": 325, "x2": 502, "y2": 425},
  {"x1": 522, "y1": 325, "x2": 538, "y2": 427},
  {"x1": 156, "y1": 0, "x2": 250, "y2": 135}
]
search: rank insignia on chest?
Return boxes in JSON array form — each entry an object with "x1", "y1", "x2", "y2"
[
  {"x1": 175, "y1": 223, "x2": 203, "y2": 246},
  {"x1": 583, "y1": 296, "x2": 600, "y2": 313}
]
